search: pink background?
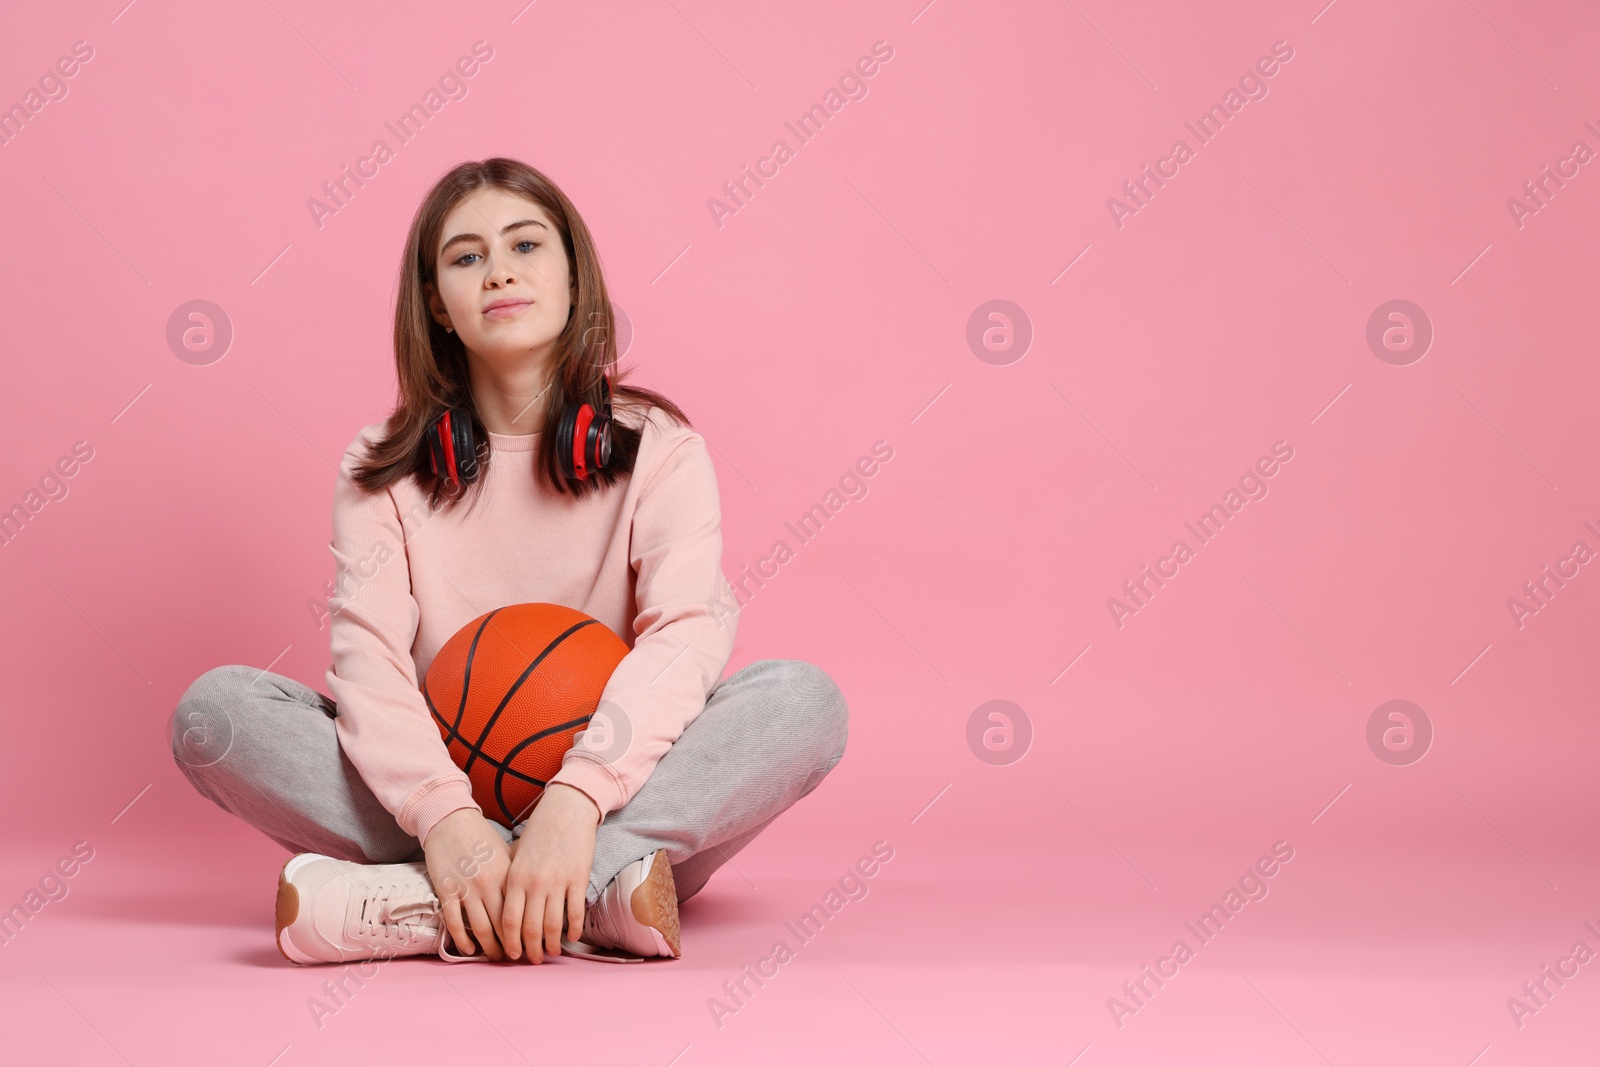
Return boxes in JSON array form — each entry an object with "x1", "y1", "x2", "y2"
[{"x1": 3, "y1": 0, "x2": 1599, "y2": 1063}]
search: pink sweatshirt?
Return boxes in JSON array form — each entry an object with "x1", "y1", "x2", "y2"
[{"x1": 322, "y1": 403, "x2": 738, "y2": 846}]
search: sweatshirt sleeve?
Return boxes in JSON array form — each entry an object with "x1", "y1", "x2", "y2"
[
  {"x1": 324, "y1": 431, "x2": 481, "y2": 846},
  {"x1": 546, "y1": 412, "x2": 738, "y2": 823}
]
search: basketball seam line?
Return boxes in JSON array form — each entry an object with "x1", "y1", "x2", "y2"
[
  {"x1": 428, "y1": 615, "x2": 602, "y2": 825},
  {"x1": 462, "y1": 618, "x2": 599, "y2": 777}
]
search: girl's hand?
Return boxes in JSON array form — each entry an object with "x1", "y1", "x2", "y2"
[
  {"x1": 499, "y1": 783, "x2": 600, "y2": 962},
  {"x1": 423, "y1": 808, "x2": 512, "y2": 960}
]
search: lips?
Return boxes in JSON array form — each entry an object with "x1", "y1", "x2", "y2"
[{"x1": 483, "y1": 299, "x2": 532, "y2": 319}]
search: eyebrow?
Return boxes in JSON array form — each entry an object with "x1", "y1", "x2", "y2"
[{"x1": 439, "y1": 218, "x2": 548, "y2": 257}]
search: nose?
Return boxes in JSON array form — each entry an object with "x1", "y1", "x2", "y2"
[{"x1": 481, "y1": 248, "x2": 517, "y2": 288}]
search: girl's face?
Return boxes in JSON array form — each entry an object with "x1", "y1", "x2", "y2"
[{"x1": 426, "y1": 187, "x2": 573, "y2": 370}]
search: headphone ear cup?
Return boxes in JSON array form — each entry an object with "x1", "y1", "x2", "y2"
[
  {"x1": 451, "y1": 409, "x2": 479, "y2": 483},
  {"x1": 586, "y1": 374, "x2": 615, "y2": 476},
  {"x1": 426, "y1": 407, "x2": 479, "y2": 485},
  {"x1": 588, "y1": 412, "x2": 613, "y2": 473},
  {"x1": 425, "y1": 417, "x2": 445, "y2": 478},
  {"x1": 555, "y1": 400, "x2": 579, "y2": 483},
  {"x1": 556, "y1": 382, "x2": 614, "y2": 485}
]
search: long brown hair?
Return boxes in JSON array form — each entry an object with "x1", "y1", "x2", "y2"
[{"x1": 349, "y1": 157, "x2": 690, "y2": 511}]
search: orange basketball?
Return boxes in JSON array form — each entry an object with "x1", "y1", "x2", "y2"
[{"x1": 423, "y1": 602, "x2": 629, "y2": 827}]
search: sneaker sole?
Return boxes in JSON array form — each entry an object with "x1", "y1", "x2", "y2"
[
  {"x1": 629, "y1": 850, "x2": 681, "y2": 958},
  {"x1": 275, "y1": 853, "x2": 325, "y2": 965}
]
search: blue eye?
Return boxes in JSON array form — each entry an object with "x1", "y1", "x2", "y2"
[{"x1": 451, "y1": 241, "x2": 535, "y2": 265}]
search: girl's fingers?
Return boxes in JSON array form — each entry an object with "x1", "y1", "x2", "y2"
[
  {"x1": 543, "y1": 890, "x2": 565, "y2": 959},
  {"x1": 565, "y1": 883, "x2": 586, "y2": 949},
  {"x1": 499, "y1": 887, "x2": 525, "y2": 960},
  {"x1": 521, "y1": 891, "x2": 547, "y2": 963},
  {"x1": 481, "y1": 883, "x2": 505, "y2": 946},
  {"x1": 442, "y1": 896, "x2": 474, "y2": 957},
  {"x1": 465, "y1": 896, "x2": 503, "y2": 962}
]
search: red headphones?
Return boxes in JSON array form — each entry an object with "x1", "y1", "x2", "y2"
[{"x1": 425, "y1": 370, "x2": 614, "y2": 489}]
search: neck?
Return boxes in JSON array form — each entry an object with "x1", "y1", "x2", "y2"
[{"x1": 465, "y1": 349, "x2": 553, "y2": 434}]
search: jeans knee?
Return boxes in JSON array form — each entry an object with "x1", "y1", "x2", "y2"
[
  {"x1": 765, "y1": 659, "x2": 848, "y2": 765},
  {"x1": 171, "y1": 664, "x2": 256, "y2": 772}
]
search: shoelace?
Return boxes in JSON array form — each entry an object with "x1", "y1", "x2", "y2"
[
  {"x1": 560, "y1": 935, "x2": 645, "y2": 962},
  {"x1": 343, "y1": 874, "x2": 646, "y2": 964},
  {"x1": 557, "y1": 882, "x2": 648, "y2": 962},
  {"x1": 351, "y1": 880, "x2": 441, "y2": 950}
]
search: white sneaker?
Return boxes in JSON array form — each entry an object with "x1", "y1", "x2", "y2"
[
  {"x1": 560, "y1": 849, "x2": 682, "y2": 963},
  {"x1": 274, "y1": 853, "x2": 484, "y2": 965}
]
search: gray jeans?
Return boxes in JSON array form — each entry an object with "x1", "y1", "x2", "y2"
[{"x1": 168, "y1": 658, "x2": 847, "y2": 905}]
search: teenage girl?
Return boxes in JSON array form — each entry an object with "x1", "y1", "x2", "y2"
[{"x1": 169, "y1": 158, "x2": 849, "y2": 966}]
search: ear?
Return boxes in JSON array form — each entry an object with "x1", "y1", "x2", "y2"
[{"x1": 424, "y1": 281, "x2": 453, "y2": 331}]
